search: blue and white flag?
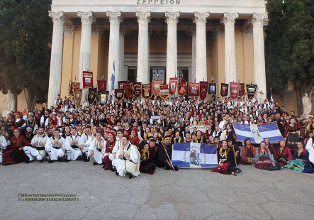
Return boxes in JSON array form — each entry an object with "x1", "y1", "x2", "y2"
[
  {"x1": 233, "y1": 122, "x2": 284, "y2": 144},
  {"x1": 172, "y1": 143, "x2": 218, "y2": 168},
  {"x1": 111, "y1": 61, "x2": 115, "y2": 92}
]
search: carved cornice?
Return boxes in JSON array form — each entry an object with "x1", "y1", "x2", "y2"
[
  {"x1": 193, "y1": 12, "x2": 210, "y2": 24},
  {"x1": 77, "y1": 11, "x2": 96, "y2": 26}
]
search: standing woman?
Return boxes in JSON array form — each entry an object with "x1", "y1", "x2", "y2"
[
  {"x1": 2, "y1": 128, "x2": 30, "y2": 165},
  {"x1": 285, "y1": 118, "x2": 304, "y2": 156}
]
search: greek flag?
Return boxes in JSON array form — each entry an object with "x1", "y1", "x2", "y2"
[
  {"x1": 172, "y1": 143, "x2": 218, "y2": 168},
  {"x1": 111, "y1": 61, "x2": 115, "y2": 91},
  {"x1": 233, "y1": 122, "x2": 284, "y2": 144}
]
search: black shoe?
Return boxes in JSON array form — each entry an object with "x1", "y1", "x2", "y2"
[
  {"x1": 115, "y1": 171, "x2": 119, "y2": 176},
  {"x1": 39, "y1": 160, "x2": 44, "y2": 163},
  {"x1": 93, "y1": 162, "x2": 99, "y2": 165},
  {"x1": 25, "y1": 160, "x2": 33, "y2": 164},
  {"x1": 111, "y1": 167, "x2": 116, "y2": 172},
  {"x1": 82, "y1": 153, "x2": 89, "y2": 162},
  {"x1": 65, "y1": 159, "x2": 70, "y2": 162},
  {"x1": 58, "y1": 157, "x2": 63, "y2": 162},
  {"x1": 174, "y1": 166, "x2": 178, "y2": 171},
  {"x1": 129, "y1": 173, "x2": 133, "y2": 179},
  {"x1": 48, "y1": 159, "x2": 54, "y2": 163}
]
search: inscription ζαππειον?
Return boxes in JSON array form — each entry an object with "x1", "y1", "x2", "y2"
[{"x1": 137, "y1": 0, "x2": 181, "y2": 5}]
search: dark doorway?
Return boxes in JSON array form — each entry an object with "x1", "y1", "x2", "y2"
[{"x1": 128, "y1": 67, "x2": 137, "y2": 83}]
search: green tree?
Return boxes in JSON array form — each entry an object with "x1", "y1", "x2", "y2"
[
  {"x1": 265, "y1": 0, "x2": 314, "y2": 114},
  {"x1": 0, "y1": 0, "x2": 52, "y2": 110},
  {"x1": 265, "y1": 0, "x2": 287, "y2": 102},
  {"x1": 282, "y1": 0, "x2": 314, "y2": 114}
]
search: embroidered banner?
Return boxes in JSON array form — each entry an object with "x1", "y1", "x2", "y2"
[
  {"x1": 169, "y1": 78, "x2": 178, "y2": 96},
  {"x1": 151, "y1": 80, "x2": 163, "y2": 96},
  {"x1": 199, "y1": 81, "x2": 209, "y2": 100},
  {"x1": 178, "y1": 82, "x2": 187, "y2": 96},
  {"x1": 83, "y1": 71, "x2": 93, "y2": 88},
  {"x1": 189, "y1": 83, "x2": 200, "y2": 97},
  {"x1": 230, "y1": 82, "x2": 240, "y2": 99},
  {"x1": 88, "y1": 88, "x2": 98, "y2": 104},
  {"x1": 220, "y1": 83, "x2": 228, "y2": 97},
  {"x1": 97, "y1": 80, "x2": 107, "y2": 92},
  {"x1": 239, "y1": 83, "x2": 245, "y2": 96},
  {"x1": 246, "y1": 84, "x2": 257, "y2": 99},
  {"x1": 159, "y1": 84, "x2": 169, "y2": 100},
  {"x1": 115, "y1": 89, "x2": 124, "y2": 100},
  {"x1": 132, "y1": 82, "x2": 142, "y2": 98},
  {"x1": 208, "y1": 83, "x2": 216, "y2": 95},
  {"x1": 142, "y1": 84, "x2": 151, "y2": 99}
]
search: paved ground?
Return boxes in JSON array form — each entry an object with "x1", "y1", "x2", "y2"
[{"x1": 0, "y1": 162, "x2": 313, "y2": 220}]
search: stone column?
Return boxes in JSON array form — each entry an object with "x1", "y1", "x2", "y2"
[
  {"x1": 136, "y1": 12, "x2": 151, "y2": 84},
  {"x1": 106, "y1": 11, "x2": 122, "y2": 91},
  {"x1": 47, "y1": 11, "x2": 65, "y2": 107},
  {"x1": 191, "y1": 26, "x2": 196, "y2": 82},
  {"x1": 77, "y1": 11, "x2": 95, "y2": 104},
  {"x1": 221, "y1": 13, "x2": 239, "y2": 84},
  {"x1": 165, "y1": 12, "x2": 180, "y2": 84},
  {"x1": 194, "y1": 12, "x2": 209, "y2": 82},
  {"x1": 252, "y1": 13, "x2": 268, "y2": 102},
  {"x1": 120, "y1": 25, "x2": 126, "y2": 80}
]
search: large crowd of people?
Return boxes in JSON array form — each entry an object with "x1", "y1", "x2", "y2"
[{"x1": 0, "y1": 94, "x2": 313, "y2": 178}]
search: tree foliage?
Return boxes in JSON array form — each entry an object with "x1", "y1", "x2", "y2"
[
  {"x1": 0, "y1": 0, "x2": 52, "y2": 110},
  {"x1": 265, "y1": 0, "x2": 314, "y2": 113}
]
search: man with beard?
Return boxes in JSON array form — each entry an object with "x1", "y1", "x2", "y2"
[
  {"x1": 157, "y1": 135, "x2": 178, "y2": 171},
  {"x1": 23, "y1": 127, "x2": 48, "y2": 163},
  {"x1": 112, "y1": 135, "x2": 140, "y2": 179}
]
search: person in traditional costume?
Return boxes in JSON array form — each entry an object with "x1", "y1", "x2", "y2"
[
  {"x1": 240, "y1": 138, "x2": 256, "y2": 165},
  {"x1": 45, "y1": 128, "x2": 65, "y2": 163},
  {"x1": 211, "y1": 140, "x2": 240, "y2": 176},
  {"x1": 21, "y1": 125, "x2": 34, "y2": 143},
  {"x1": 2, "y1": 128, "x2": 30, "y2": 165},
  {"x1": 64, "y1": 127, "x2": 83, "y2": 162},
  {"x1": 13, "y1": 112, "x2": 25, "y2": 128},
  {"x1": 103, "y1": 131, "x2": 116, "y2": 170},
  {"x1": 157, "y1": 135, "x2": 178, "y2": 171},
  {"x1": 129, "y1": 128, "x2": 140, "y2": 148},
  {"x1": 285, "y1": 118, "x2": 304, "y2": 156},
  {"x1": 277, "y1": 140, "x2": 293, "y2": 167},
  {"x1": 79, "y1": 125, "x2": 94, "y2": 162},
  {"x1": 264, "y1": 138, "x2": 279, "y2": 161},
  {"x1": 140, "y1": 138, "x2": 158, "y2": 174},
  {"x1": 303, "y1": 137, "x2": 314, "y2": 173},
  {"x1": 227, "y1": 139, "x2": 240, "y2": 165},
  {"x1": 285, "y1": 141, "x2": 306, "y2": 172},
  {"x1": 88, "y1": 131, "x2": 106, "y2": 165},
  {"x1": 23, "y1": 127, "x2": 48, "y2": 163},
  {"x1": 0, "y1": 127, "x2": 8, "y2": 164},
  {"x1": 172, "y1": 130, "x2": 183, "y2": 144},
  {"x1": 112, "y1": 135, "x2": 141, "y2": 179},
  {"x1": 254, "y1": 142, "x2": 280, "y2": 170}
]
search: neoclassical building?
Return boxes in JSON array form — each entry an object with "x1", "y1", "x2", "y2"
[{"x1": 47, "y1": 0, "x2": 268, "y2": 106}]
